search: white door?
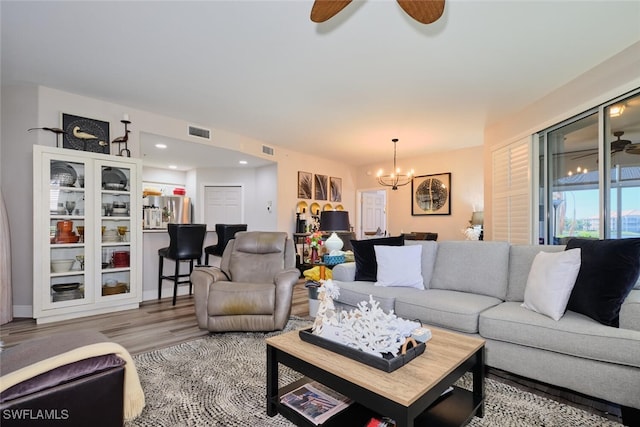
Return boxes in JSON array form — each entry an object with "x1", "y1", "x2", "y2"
[
  {"x1": 360, "y1": 190, "x2": 386, "y2": 238},
  {"x1": 204, "y1": 186, "x2": 243, "y2": 229}
]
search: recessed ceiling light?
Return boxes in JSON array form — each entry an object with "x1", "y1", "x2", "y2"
[
  {"x1": 239, "y1": 160, "x2": 248, "y2": 165},
  {"x1": 609, "y1": 105, "x2": 625, "y2": 117},
  {"x1": 168, "y1": 165, "x2": 177, "y2": 169},
  {"x1": 155, "y1": 143, "x2": 167, "y2": 149}
]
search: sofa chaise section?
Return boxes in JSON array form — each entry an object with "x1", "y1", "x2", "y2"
[{"x1": 330, "y1": 238, "x2": 640, "y2": 423}]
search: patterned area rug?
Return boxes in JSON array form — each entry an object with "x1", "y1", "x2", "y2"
[{"x1": 126, "y1": 318, "x2": 621, "y2": 426}]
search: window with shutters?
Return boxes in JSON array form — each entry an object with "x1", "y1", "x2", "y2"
[{"x1": 491, "y1": 137, "x2": 532, "y2": 244}]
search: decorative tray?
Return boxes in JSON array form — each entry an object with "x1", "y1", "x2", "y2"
[{"x1": 299, "y1": 328, "x2": 425, "y2": 372}]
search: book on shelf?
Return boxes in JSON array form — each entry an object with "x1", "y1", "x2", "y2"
[{"x1": 280, "y1": 381, "x2": 353, "y2": 425}]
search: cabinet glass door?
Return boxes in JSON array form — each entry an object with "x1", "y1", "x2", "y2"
[
  {"x1": 98, "y1": 161, "x2": 133, "y2": 298},
  {"x1": 46, "y1": 156, "x2": 88, "y2": 307}
]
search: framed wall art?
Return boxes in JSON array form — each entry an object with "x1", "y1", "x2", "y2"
[
  {"x1": 314, "y1": 174, "x2": 328, "y2": 200},
  {"x1": 62, "y1": 113, "x2": 110, "y2": 154},
  {"x1": 297, "y1": 171, "x2": 312, "y2": 199},
  {"x1": 330, "y1": 177, "x2": 342, "y2": 202},
  {"x1": 411, "y1": 172, "x2": 451, "y2": 216}
]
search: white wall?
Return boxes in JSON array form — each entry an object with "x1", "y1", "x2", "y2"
[
  {"x1": 1, "y1": 85, "x2": 39, "y2": 317},
  {"x1": 0, "y1": 84, "x2": 358, "y2": 315}
]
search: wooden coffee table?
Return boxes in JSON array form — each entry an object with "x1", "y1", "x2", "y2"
[{"x1": 266, "y1": 326, "x2": 485, "y2": 426}]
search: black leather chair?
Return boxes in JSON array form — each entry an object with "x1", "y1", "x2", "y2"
[
  {"x1": 204, "y1": 224, "x2": 247, "y2": 265},
  {"x1": 402, "y1": 232, "x2": 438, "y2": 241},
  {"x1": 158, "y1": 223, "x2": 207, "y2": 305}
]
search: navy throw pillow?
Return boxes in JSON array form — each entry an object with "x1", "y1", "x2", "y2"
[
  {"x1": 565, "y1": 238, "x2": 640, "y2": 327},
  {"x1": 351, "y1": 236, "x2": 404, "y2": 282}
]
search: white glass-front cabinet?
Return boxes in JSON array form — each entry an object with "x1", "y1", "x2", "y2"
[{"x1": 33, "y1": 145, "x2": 142, "y2": 323}]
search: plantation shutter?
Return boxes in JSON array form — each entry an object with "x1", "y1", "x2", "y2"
[{"x1": 492, "y1": 137, "x2": 532, "y2": 244}]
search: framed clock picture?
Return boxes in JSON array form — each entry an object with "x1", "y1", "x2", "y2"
[{"x1": 62, "y1": 113, "x2": 110, "y2": 154}]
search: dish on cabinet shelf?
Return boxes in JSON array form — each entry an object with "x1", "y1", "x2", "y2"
[
  {"x1": 50, "y1": 161, "x2": 77, "y2": 187},
  {"x1": 52, "y1": 282, "x2": 81, "y2": 292},
  {"x1": 51, "y1": 259, "x2": 75, "y2": 273},
  {"x1": 54, "y1": 234, "x2": 80, "y2": 244},
  {"x1": 102, "y1": 168, "x2": 128, "y2": 190}
]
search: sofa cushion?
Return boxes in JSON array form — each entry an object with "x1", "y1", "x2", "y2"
[
  {"x1": 332, "y1": 280, "x2": 396, "y2": 312},
  {"x1": 620, "y1": 289, "x2": 640, "y2": 332},
  {"x1": 480, "y1": 302, "x2": 640, "y2": 368},
  {"x1": 394, "y1": 289, "x2": 503, "y2": 334},
  {"x1": 566, "y1": 238, "x2": 640, "y2": 327},
  {"x1": 351, "y1": 236, "x2": 404, "y2": 282},
  {"x1": 430, "y1": 241, "x2": 510, "y2": 300},
  {"x1": 404, "y1": 240, "x2": 438, "y2": 289},
  {"x1": 521, "y1": 248, "x2": 581, "y2": 321},
  {"x1": 506, "y1": 244, "x2": 565, "y2": 302},
  {"x1": 374, "y1": 244, "x2": 424, "y2": 289}
]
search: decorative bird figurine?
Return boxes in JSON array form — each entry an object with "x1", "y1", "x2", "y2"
[
  {"x1": 72, "y1": 126, "x2": 97, "y2": 140},
  {"x1": 27, "y1": 127, "x2": 67, "y2": 147},
  {"x1": 112, "y1": 130, "x2": 131, "y2": 156},
  {"x1": 72, "y1": 126, "x2": 99, "y2": 151},
  {"x1": 112, "y1": 129, "x2": 130, "y2": 144}
]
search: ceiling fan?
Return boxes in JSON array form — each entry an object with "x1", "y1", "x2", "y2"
[
  {"x1": 310, "y1": 0, "x2": 445, "y2": 25},
  {"x1": 571, "y1": 131, "x2": 640, "y2": 160}
]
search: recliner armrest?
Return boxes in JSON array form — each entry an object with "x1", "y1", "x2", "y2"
[
  {"x1": 274, "y1": 268, "x2": 301, "y2": 288},
  {"x1": 273, "y1": 268, "x2": 301, "y2": 330},
  {"x1": 191, "y1": 266, "x2": 230, "y2": 329}
]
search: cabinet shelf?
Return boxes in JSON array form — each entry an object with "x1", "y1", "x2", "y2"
[
  {"x1": 50, "y1": 270, "x2": 84, "y2": 278},
  {"x1": 51, "y1": 214, "x2": 85, "y2": 220},
  {"x1": 51, "y1": 243, "x2": 84, "y2": 248},
  {"x1": 102, "y1": 267, "x2": 130, "y2": 273},
  {"x1": 101, "y1": 189, "x2": 130, "y2": 195}
]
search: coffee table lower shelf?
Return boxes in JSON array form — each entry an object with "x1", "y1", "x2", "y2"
[{"x1": 272, "y1": 378, "x2": 482, "y2": 427}]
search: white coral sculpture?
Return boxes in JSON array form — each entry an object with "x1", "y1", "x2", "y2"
[
  {"x1": 312, "y1": 279, "x2": 340, "y2": 335},
  {"x1": 315, "y1": 291, "x2": 420, "y2": 358}
]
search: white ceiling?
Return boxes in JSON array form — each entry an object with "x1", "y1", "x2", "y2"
[{"x1": 2, "y1": 1, "x2": 640, "y2": 168}]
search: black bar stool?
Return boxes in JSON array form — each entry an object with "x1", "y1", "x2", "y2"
[
  {"x1": 158, "y1": 223, "x2": 207, "y2": 305},
  {"x1": 204, "y1": 224, "x2": 247, "y2": 265}
]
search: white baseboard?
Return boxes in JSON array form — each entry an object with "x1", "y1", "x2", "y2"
[{"x1": 142, "y1": 285, "x2": 192, "y2": 302}]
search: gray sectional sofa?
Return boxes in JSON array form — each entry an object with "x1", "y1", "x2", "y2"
[{"x1": 331, "y1": 240, "x2": 640, "y2": 423}]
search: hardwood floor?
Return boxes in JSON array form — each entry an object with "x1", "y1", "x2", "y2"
[
  {"x1": 0, "y1": 280, "x2": 310, "y2": 355},
  {"x1": 0, "y1": 281, "x2": 623, "y2": 423}
]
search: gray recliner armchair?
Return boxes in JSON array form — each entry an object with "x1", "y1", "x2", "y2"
[{"x1": 191, "y1": 231, "x2": 300, "y2": 332}]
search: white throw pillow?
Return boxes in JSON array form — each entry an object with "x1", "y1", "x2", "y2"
[
  {"x1": 374, "y1": 245, "x2": 424, "y2": 289},
  {"x1": 521, "y1": 248, "x2": 581, "y2": 321}
]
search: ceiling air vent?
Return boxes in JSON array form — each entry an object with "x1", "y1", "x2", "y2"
[
  {"x1": 262, "y1": 145, "x2": 274, "y2": 156},
  {"x1": 188, "y1": 125, "x2": 211, "y2": 140}
]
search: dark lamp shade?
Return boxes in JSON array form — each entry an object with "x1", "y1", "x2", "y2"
[{"x1": 320, "y1": 211, "x2": 350, "y2": 231}]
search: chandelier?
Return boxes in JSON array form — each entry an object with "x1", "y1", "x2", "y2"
[{"x1": 377, "y1": 138, "x2": 414, "y2": 190}]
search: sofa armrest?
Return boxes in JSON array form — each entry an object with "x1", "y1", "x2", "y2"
[
  {"x1": 191, "y1": 266, "x2": 229, "y2": 329},
  {"x1": 620, "y1": 289, "x2": 640, "y2": 332},
  {"x1": 332, "y1": 262, "x2": 356, "y2": 282}
]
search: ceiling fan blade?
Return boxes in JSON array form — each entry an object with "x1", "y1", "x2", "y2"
[
  {"x1": 625, "y1": 144, "x2": 640, "y2": 155},
  {"x1": 397, "y1": 0, "x2": 445, "y2": 24},
  {"x1": 310, "y1": 0, "x2": 352, "y2": 23}
]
